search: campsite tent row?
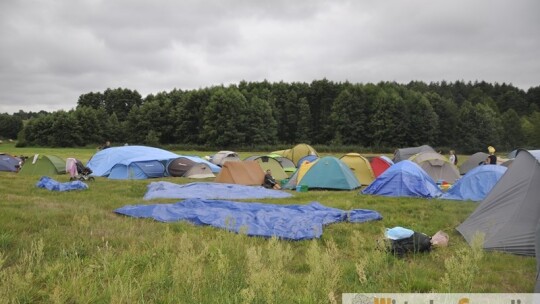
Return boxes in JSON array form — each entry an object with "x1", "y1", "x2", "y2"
[
  {"x1": 339, "y1": 150, "x2": 458, "y2": 187},
  {"x1": 209, "y1": 144, "x2": 320, "y2": 182},
  {"x1": 361, "y1": 158, "x2": 506, "y2": 201},
  {"x1": 214, "y1": 156, "x2": 362, "y2": 190},
  {"x1": 86, "y1": 146, "x2": 220, "y2": 179},
  {"x1": 15, "y1": 148, "x2": 219, "y2": 180},
  {"x1": 221, "y1": 144, "x2": 386, "y2": 184},
  {"x1": 395, "y1": 144, "x2": 514, "y2": 176},
  {"x1": 211, "y1": 151, "x2": 297, "y2": 173}
]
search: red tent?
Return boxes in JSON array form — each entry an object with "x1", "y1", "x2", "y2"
[{"x1": 370, "y1": 156, "x2": 393, "y2": 177}]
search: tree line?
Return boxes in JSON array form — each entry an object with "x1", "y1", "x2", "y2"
[{"x1": 4, "y1": 80, "x2": 540, "y2": 153}]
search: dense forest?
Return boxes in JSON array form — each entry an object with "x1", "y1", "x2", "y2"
[{"x1": 2, "y1": 80, "x2": 539, "y2": 153}]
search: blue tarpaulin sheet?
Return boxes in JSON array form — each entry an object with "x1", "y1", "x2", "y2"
[
  {"x1": 143, "y1": 181, "x2": 293, "y2": 200},
  {"x1": 115, "y1": 199, "x2": 383, "y2": 240},
  {"x1": 36, "y1": 176, "x2": 88, "y2": 191}
]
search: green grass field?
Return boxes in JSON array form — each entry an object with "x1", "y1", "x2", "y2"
[{"x1": 0, "y1": 144, "x2": 535, "y2": 303}]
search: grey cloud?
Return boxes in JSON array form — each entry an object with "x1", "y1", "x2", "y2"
[{"x1": 0, "y1": 0, "x2": 538, "y2": 114}]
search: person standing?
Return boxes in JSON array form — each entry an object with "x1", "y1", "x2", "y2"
[
  {"x1": 487, "y1": 146, "x2": 497, "y2": 164},
  {"x1": 449, "y1": 150, "x2": 458, "y2": 165}
]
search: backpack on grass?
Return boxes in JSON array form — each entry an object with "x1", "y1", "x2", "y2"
[{"x1": 389, "y1": 231, "x2": 432, "y2": 257}]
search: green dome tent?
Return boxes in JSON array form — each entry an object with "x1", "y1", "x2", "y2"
[
  {"x1": 19, "y1": 154, "x2": 66, "y2": 176},
  {"x1": 244, "y1": 155, "x2": 288, "y2": 180}
]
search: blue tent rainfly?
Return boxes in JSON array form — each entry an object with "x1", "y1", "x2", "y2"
[
  {"x1": 361, "y1": 160, "x2": 442, "y2": 198},
  {"x1": 115, "y1": 199, "x2": 382, "y2": 240},
  {"x1": 440, "y1": 165, "x2": 507, "y2": 201}
]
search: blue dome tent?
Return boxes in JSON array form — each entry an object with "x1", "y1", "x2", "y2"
[
  {"x1": 361, "y1": 160, "x2": 442, "y2": 198},
  {"x1": 440, "y1": 165, "x2": 507, "y2": 201}
]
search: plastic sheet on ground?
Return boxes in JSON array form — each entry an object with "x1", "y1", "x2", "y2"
[
  {"x1": 143, "y1": 181, "x2": 293, "y2": 200},
  {"x1": 115, "y1": 199, "x2": 383, "y2": 240},
  {"x1": 36, "y1": 176, "x2": 88, "y2": 191}
]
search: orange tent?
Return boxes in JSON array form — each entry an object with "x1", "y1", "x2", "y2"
[{"x1": 214, "y1": 161, "x2": 265, "y2": 186}]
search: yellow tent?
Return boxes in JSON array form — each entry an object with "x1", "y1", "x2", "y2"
[
  {"x1": 339, "y1": 153, "x2": 375, "y2": 185},
  {"x1": 271, "y1": 144, "x2": 318, "y2": 165}
]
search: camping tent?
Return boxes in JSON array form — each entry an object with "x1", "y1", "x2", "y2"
[
  {"x1": 283, "y1": 160, "x2": 317, "y2": 189},
  {"x1": 272, "y1": 144, "x2": 318, "y2": 165},
  {"x1": 409, "y1": 151, "x2": 460, "y2": 184},
  {"x1": 244, "y1": 156, "x2": 287, "y2": 180},
  {"x1": 536, "y1": 222, "x2": 540, "y2": 292},
  {"x1": 109, "y1": 158, "x2": 166, "y2": 179},
  {"x1": 211, "y1": 151, "x2": 240, "y2": 166},
  {"x1": 361, "y1": 160, "x2": 442, "y2": 198},
  {"x1": 214, "y1": 161, "x2": 265, "y2": 186},
  {"x1": 266, "y1": 154, "x2": 296, "y2": 172},
  {"x1": 459, "y1": 152, "x2": 489, "y2": 175},
  {"x1": 457, "y1": 149, "x2": 540, "y2": 256},
  {"x1": 339, "y1": 153, "x2": 375, "y2": 185},
  {"x1": 19, "y1": 154, "x2": 66, "y2": 175},
  {"x1": 167, "y1": 157, "x2": 215, "y2": 178},
  {"x1": 370, "y1": 156, "x2": 393, "y2": 177},
  {"x1": 392, "y1": 145, "x2": 435, "y2": 163},
  {"x1": 0, "y1": 153, "x2": 21, "y2": 172},
  {"x1": 86, "y1": 146, "x2": 179, "y2": 179},
  {"x1": 508, "y1": 149, "x2": 519, "y2": 159},
  {"x1": 284, "y1": 156, "x2": 360, "y2": 190},
  {"x1": 296, "y1": 155, "x2": 319, "y2": 168},
  {"x1": 440, "y1": 165, "x2": 507, "y2": 201},
  {"x1": 180, "y1": 155, "x2": 220, "y2": 173}
]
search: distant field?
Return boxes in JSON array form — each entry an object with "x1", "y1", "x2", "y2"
[{"x1": 0, "y1": 144, "x2": 535, "y2": 302}]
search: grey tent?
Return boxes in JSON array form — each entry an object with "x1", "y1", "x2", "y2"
[
  {"x1": 167, "y1": 157, "x2": 215, "y2": 179},
  {"x1": 457, "y1": 149, "x2": 540, "y2": 256},
  {"x1": 459, "y1": 152, "x2": 489, "y2": 175},
  {"x1": 271, "y1": 156, "x2": 296, "y2": 173},
  {"x1": 392, "y1": 145, "x2": 435, "y2": 163},
  {"x1": 536, "y1": 220, "x2": 540, "y2": 292},
  {"x1": 211, "y1": 151, "x2": 240, "y2": 166},
  {"x1": 508, "y1": 149, "x2": 519, "y2": 159},
  {"x1": 409, "y1": 151, "x2": 460, "y2": 184}
]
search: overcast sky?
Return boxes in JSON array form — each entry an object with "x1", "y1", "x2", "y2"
[{"x1": 1, "y1": 0, "x2": 539, "y2": 114}]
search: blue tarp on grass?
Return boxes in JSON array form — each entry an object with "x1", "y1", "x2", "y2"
[
  {"x1": 36, "y1": 176, "x2": 88, "y2": 191},
  {"x1": 115, "y1": 199, "x2": 383, "y2": 240},
  {"x1": 143, "y1": 181, "x2": 293, "y2": 200}
]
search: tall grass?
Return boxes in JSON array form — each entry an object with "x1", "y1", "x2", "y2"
[
  {"x1": 439, "y1": 233, "x2": 485, "y2": 292},
  {"x1": 0, "y1": 144, "x2": 536, "y2": 302}
]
